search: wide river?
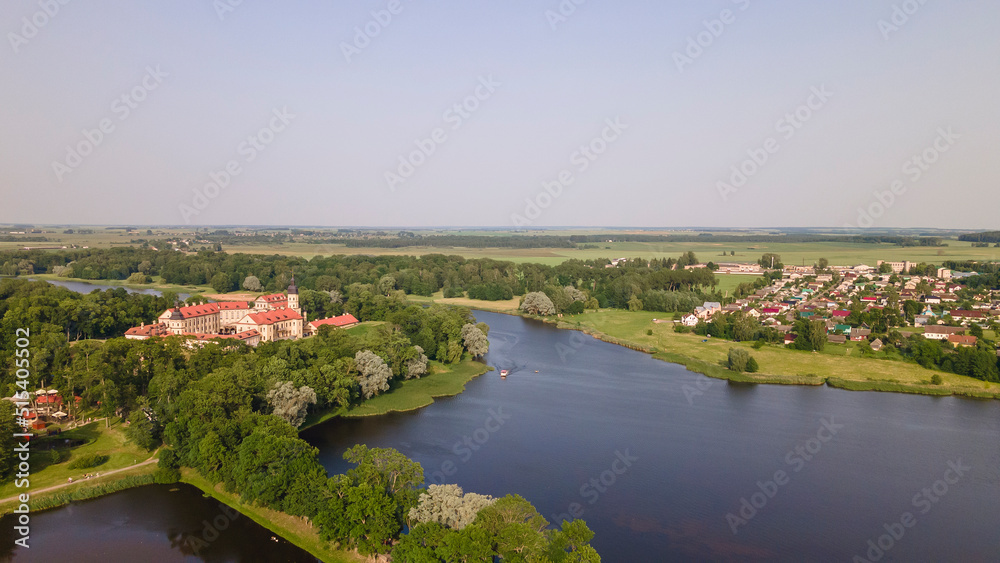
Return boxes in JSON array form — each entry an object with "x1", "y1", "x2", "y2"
[{"x1": 5, "y1": 308, "x2": 1000, "y2": 561}]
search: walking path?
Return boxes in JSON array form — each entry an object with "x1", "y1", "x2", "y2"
[{"x1": 0, "y1": 457, "x2": 158, "y2": 504}]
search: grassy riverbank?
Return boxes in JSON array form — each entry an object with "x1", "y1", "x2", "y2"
[
  {"x1": 0, "y1": 463, "x2": 158, "y2": 516},
  {"x1": 0, "y1": 419, "x2": 155, "y2": 502},
  {"x1": 180, "y1": 470, "x2": 367, "y2": 563},
  {"x1": 540, "y1": 310, "x2": 1000, "y2": 399},
  {"x1": 301, "y1": 358, "x2": 491, "y2": 429}
]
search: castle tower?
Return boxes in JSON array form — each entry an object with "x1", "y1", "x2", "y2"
[{"x1": 287, "y1": 275, "x2": 299, "y2": 312}]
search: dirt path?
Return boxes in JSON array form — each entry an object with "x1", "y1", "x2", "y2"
[{"x1": 0, "y1": 457, "x2": 158, "y2": 504}]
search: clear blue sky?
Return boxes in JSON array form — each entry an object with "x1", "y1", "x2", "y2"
[{"x1": 2, "y1": 1, "x2": 998, "y2": 228}]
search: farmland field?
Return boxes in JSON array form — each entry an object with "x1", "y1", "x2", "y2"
[{"x1": 3, "y1": 227, "x2": 999, "y2": 269}]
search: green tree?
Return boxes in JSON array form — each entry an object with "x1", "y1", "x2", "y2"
[
  {"x1": 355, "y1": 350, "x2": 391, "y2": 399},
  {"x1": 727, "y1": 348, "x2": 751, "y2": 372},
  {"x1": 758, "y1": 253, "x2": 783, "y2": 270},
  {"x1": 460, "y1": 323, "x2": 489, "y2": 358},
  {"x1": 266, "y1": 381, "x2": 317, "y2": 428},
  {"x1": 520, "y1": 292, "x2": 556, "y2": 316},
  {"x1": 242, "y1": 275, "x2": 263, "y2": 292},
  {"x1": 210, "y1": 272, "x2": 233, "y2": 293}
]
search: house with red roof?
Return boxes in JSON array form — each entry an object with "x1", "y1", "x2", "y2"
[
  {"x1": 235, "y1": 308, "x2": 303, "y2": 342},
  {"x1": 305, "y1": 313, "x2": 360, "y2": 336}
]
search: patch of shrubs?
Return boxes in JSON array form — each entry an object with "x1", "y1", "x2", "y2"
[{"x1": 67, "y1": 453, "x2": 109, "y2": 470}]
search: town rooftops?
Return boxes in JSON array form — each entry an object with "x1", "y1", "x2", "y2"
[
  {"x1": 948, "y1": 335, "x2": 978, "y2": 347},
  {"x1": 925, "y1": 326, "x2": 965, "y2": 336}
]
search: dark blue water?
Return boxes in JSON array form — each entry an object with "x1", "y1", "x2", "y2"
[
  {"x1": 301, "y1": 311, "x2": 1000, "y2": 562},
  {"x1": 0, "y1": 484, "x2": 317, "y2": 562}
]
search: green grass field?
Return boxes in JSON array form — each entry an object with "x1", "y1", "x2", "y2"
[
  {"x1": 712, "y1": 274, "x2": 763, "y2": 296},
  {"x1": 554, "y1": 310, "x2": 1000, "y2": 398},
  {"x1": 300, "y1": 359, "x2": 490, "y2": 428},
  {"x1": 7, "y1": 227, "x2": 1000, "y2": 268},
  {"x1": 0, "y1": 419, "x2": 155, "y2": 500}
]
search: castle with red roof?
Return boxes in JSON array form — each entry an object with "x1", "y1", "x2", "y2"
[{"x1": 127, "y1": 278, "x2": 305, "y2": 345}]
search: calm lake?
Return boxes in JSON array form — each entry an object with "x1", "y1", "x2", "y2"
[
  {"x1": 29, "y1": 278, "x2": 191, "y2": 301},
  {"x1": 302, "y1": 311, "x2": 1000, "y2": 562},
  {"x1": 0, "y1": 484, "x2": 317, "y2": 561},
  {"x1": 6, "y1": 308, "x2": 999, "y2": 561}
]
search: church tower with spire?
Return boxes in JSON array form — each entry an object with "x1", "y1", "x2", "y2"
[{"x1": 287, "y1": 275, "x2": 300, "y2": 313}]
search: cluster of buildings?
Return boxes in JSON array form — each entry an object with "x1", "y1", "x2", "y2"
[
  {"x1": 679, "y1": 261, "x2": 998, "y2": 351},
  {"x1": 125, "y1": 279, "x2": 359, "y2": 347}
]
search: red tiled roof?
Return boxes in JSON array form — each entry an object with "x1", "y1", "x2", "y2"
[
  {"x1": 217, "y1": 301, "x2": 251, "y2": 310},
  {"x1": 125, "y1": 323, "x2": 168, "y2": 337},
  {"x1": 925, "y1": 326, "x2": 965, "y2": 335},
  {"x1": 186, "y1": 330, "x2": 260, "y2": 342},
  {"x1": 257, "y1": 293, "x2": 287, "y2": 304},
  {"x1": 36, "y1": 395, "x2": 62, "y2": 404},
  {"x1": 832, "y1": 310, "x2": 851, "y2": 317},
  {"x1": 174, "y1": 303, "x2": 221, "y2": 318},
  {"x1": 948, "y1": 335, "x2": 978, "y2": 346},
  {"x1": 240, "y1": 308, "x2": 302, "y2": 325},
  {"x1": 308, "y1": 313, "x2": 360, "y2": 329},
  {"x1": 948, "y1": 310, "x2": 985, "y2": 318}
]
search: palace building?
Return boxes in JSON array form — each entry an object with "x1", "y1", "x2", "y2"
[{"x1": 127, "y1": 278, "x2": 305, "y2": 345}]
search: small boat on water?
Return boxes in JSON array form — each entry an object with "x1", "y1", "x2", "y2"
[{"x1": 500, "y1": 369, "x2": 509, "y2": 378}]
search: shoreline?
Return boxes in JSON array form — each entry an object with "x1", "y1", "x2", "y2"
[
  {"x1": 513, "y1": 311, "x2": 1000, "y2": 401},
  {"x1": 180, "y1": 470, "x2": 367, "y2": 563},
  {"x1": 300, "y1": 359, "x2": 491, "y2": 430}
]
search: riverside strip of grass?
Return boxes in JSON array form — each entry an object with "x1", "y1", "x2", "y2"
[
  {"x1": 0, "y1": 464, "x2": 158, "y2": 516},
  {"x1": 180, "y1": 470, "x2": 367, "y2": 563},
  {"x1": 301, "y1": 359, "x2": 490, "y2": 429},
  {"x1": 545, "y1": 310, "x2": 1000, "y2": 399},
  {"x1": 0, "y1": 420, "x2": 154, "y2": 501}
]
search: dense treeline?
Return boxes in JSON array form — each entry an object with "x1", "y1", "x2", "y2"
[
  {"x1": 1, "y1": 248, "x2": 720, "y2": 312},
  {"x1": 0, "y1": 279, "x2": 484, "y2": 397},
  {"x1": 0, "y1": 279, "x2": 599, "y2": 559},
  {"x1": 568, "y1": 234, "x2": 946, "y2": 246},
  {"x1": 958, "y1": 231, "x2": 1000, "y2": 243},
  {"x1": 336, "y1": 235, "x2": 577, "y2": 249}
]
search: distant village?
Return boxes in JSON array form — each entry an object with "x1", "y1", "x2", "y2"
[{"x1": 663, "y1": 259, "x2": 994, "y2": 351}]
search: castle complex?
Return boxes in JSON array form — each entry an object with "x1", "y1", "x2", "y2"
[{"x1": 126, "y1": 278, "x2": 305, "y2": 345}]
